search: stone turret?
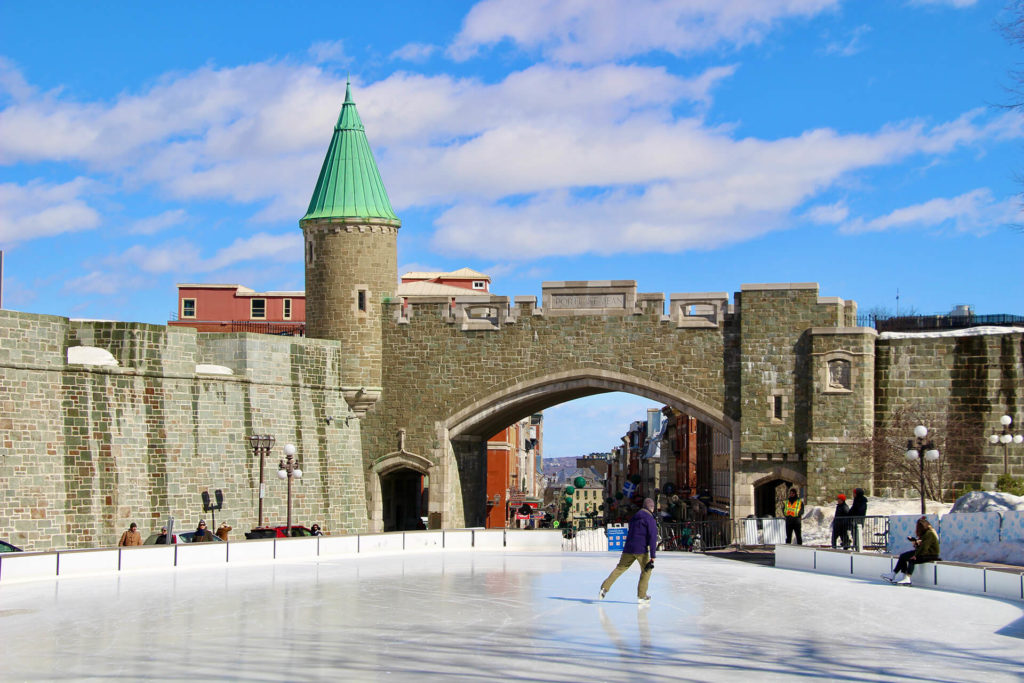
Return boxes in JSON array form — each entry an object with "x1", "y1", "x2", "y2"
[{"x1": 301, "y1": 81, "x2": 400, "y2": 415}]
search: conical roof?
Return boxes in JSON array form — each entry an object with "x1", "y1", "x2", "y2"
[{"x1": 302, "y1": 82, "x2": 399, "y2": 222}]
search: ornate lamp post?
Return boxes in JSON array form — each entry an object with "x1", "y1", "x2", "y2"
[
  {"x1": 277, "y1": 443, "x2": 302, "y2": 535},
  {"x1": 988, "y1": 415, "x2": 1022, "y2": 475},
  {"x1": 249, "y1": 434, "x2": 275, "y2": 526},
  {"x1": 906, "y1": 424, "x2": 940, "y2": 515}
]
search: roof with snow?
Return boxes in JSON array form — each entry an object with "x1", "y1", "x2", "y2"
[
  {"x1": 401, "y1": 268, "x2": 489, "y2": 281},
  {"x1": 395, "y1": 281, "x2": 489, "y2": 297}
]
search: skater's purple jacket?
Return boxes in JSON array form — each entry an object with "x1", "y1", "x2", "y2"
[{"x1": 623, "y1": 508, "x2": 657, "y2": 559}]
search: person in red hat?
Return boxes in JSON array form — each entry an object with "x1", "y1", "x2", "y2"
[{"x1": 831, "y1": 494, "x2": 850, "y2": 549}]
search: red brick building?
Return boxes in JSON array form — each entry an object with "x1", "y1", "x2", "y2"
[{"x1": 168, "y1": 284, "x2": 306, "y2": 335}]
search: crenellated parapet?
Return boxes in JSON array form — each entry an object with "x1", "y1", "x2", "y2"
[{"x1": 393, "y1": 280, "x2": 748, "y2": 332}]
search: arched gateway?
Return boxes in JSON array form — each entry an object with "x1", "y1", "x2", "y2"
[{"x1": 302, "y1": 85, "x2": 878, "y2": 531}]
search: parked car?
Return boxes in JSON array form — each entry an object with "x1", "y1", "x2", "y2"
[
  {"x1": 142, "y1": 533, "x2": 178, "y2": 545},
  {"x1": 245, "y1": 526, "x2": 313, "y2": 539},
  {"x1": 0, "y1": 539, "x2": 23, "y2": 553},
  {"x1": 141, "y1": 531, "x2": 221, "y2": 544}
]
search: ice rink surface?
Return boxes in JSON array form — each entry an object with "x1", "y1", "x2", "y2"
[{"x1": 1, "y1": 551, "x2": 1023, "y2": 682}]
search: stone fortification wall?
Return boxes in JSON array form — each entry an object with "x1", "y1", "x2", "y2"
[
  {"x1": 0, "y1": 310, "x2": 364, "y2": 551},
  {"x1": 874, "y1": 329, "x2": 1024, "y2": 492}
]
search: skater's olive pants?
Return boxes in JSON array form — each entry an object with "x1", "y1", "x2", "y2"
[{"x1": 600, "y1": 552, "x2": 652, "y2": 598}]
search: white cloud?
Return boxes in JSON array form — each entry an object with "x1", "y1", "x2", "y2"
[
  {"x1": 824, "y1": 24, "x2": 871, "y2": 57},
  {"x1": 391, "y1": 43, "x2": 437, "y2": 62},
  {"x1": 65, "y1": 270, "x2": 148, "y2": 296},
  {"x1": 115, "y1": 241, "x2": 203, "y2": 274},
  {"x1": 804, "y1": 201, "x2": 850, "y2": 224},
  {"x1": 0, "y1": 178, "x2": 102, "y2": 243},
  {"x1": 308, "y1": 40, "x2": 349, "y2": 64},
  {"x1": 0, "y1": 54, "x2": 1020, "y2": 261},
  {"x1": 110, "y1": 232, "x2": 301, "y2": 275},
  {"x1": 840, "y1": 189, "x2": 1017, "y2": 234},
  {"x1": 449, "y1": 0, "x2": 841, "y2": 63},
  {"x1": 908, "y1": 0, "x2": 977, "y2": 7},
  {"x1": 126, "y1": 209, "x2": 188, "y2": 235},
  {"x1": 202, "y1": 232, "x2": 301, "y2": 270}
]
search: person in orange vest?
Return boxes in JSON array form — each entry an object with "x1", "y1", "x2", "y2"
[{"x1": 783, "y1": 488, "x2": 804, "y2": 545}]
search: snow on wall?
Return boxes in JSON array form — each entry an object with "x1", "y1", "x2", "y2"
[
  {"x1": 196, "y1": 364, "x2": 233, "y2": 375},
  {"x1": 66, "y1": 346, "x2": 118, "y2": 367},
  {"x1": 878, "y1": 325, "x2": 1024, "y2": 340}
]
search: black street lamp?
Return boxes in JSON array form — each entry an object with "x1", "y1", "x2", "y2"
[
  {"x1": 249, "y1": 434, "x2": 275, "y2": 526},
  {"x1": 277, "y1": 443, "x2": 302, "y2": 535},
  {"x1": 988, "y1": 415, "x2": 1022, "y2": 475},
  {"x1": 905, "y1": 424, "x2": 940, "y2": 515}
]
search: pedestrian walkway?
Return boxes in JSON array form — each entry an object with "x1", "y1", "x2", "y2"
[{"x1": 1, "y1": 552, "x2": 1022, "y2": 681}]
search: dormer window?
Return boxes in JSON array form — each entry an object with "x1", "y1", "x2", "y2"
[{"x1": 472, "y1": 280, "x2": 486, "y2": 290}]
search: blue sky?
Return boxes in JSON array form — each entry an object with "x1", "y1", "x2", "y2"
[{"x1": 1, "y1": 0, "x2": 1022, "y2": 458}]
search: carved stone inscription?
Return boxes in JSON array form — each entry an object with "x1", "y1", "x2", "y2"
[{"x1": 549, "y1": 294, "x2": 626, "y2": 309}]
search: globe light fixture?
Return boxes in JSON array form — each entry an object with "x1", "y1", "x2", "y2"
[
  {"x1": 906, "y1": 425, "x2": 939, "y2": 515},
  {"x1": 989, "y1": 415, "x2": 1020, "y2": 475},
  {"x1": 278, "y1": 443, "x2": 302, "y2": 535}
]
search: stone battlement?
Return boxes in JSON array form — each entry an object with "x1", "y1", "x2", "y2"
[{"x1": 392, "y1": 280, "x2": 855, "y2": 332}]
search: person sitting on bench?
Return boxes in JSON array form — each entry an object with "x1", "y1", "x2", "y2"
[{"x1": 883, "y1": 517, "x2": 940, "y2": 585}]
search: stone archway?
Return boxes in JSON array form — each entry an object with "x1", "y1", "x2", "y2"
[
  {"x1": 434, "y1": 369, "x2": 740, "y2": 528},
  {"x1": 750, "y1": 467, "x2": 807, "y2": 518},
  {"x1": 368, "y1": 429, "x2": 434, "y2": 532}
]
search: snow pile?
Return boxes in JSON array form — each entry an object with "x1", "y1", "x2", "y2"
[
  {"x1": 67, "y1": 346, "x2": 118, "y2": 367},
  {"x1": 949, "y1": 490, "x2": 1024, "y2": 513},
  {"x1": 196, "y1": 364, "x2": 233, "y2": 375}
]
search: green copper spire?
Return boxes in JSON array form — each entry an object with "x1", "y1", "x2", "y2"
[{"x1": 303, "y1": 82, "x2": 399, "y2": 222}]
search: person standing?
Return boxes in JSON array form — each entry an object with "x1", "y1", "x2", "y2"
[
  {"x1": 118, "y1": 523, "x2": 142, "y2": 547},
  {"x1": 783, "y1": 488, "x2": 803, "y2": 545},
  {"x1": 831, "y1": 494, "x2": 850, "y2": 549},
  {"x1": 216, "y1": 523, "x2": 232, "y2": 541},
  {"x1": 849, "y1": 488, "x2": 868, "y2": 518},
  {"x1": 155, "y1": 526, "x2": 171, "y2": 544},
  {"x1": 192, "y1": 520, "x2": 214, "y2": 542},
  {"x1": 848, "y1": 487, "x2": 868, "y2": 547},
  {"x1": 310, "y1": 524, "x2": 323, "y2": 536},
  {"x1": 599, "y1": 497, "x2": 658, "y2": 604}
]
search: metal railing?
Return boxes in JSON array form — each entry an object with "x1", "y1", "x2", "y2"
[
  {"x1": 658, "y1": 520, "x2": 733, "y2": 551},
  {"x1": 855, "y1": 313, "x2": 1024, "y2": 333},
  {"x1": 559, "y1": 515, "x2": 891, "y2": 553},
  {"x1": 229, "y1": 321, "x2": 306, "y2": 336}
]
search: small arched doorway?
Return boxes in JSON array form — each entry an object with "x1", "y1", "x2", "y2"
[
  {"x1": 752, "y1": 468, "x2": 806, "y2": 518},
  {"x1": 381, "y1": 467, "x2": 427, "y2": 532}
]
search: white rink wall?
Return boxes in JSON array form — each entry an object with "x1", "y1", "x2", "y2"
[
  {"x1": 775, "y1": 545, "x2": 1024, "y2": 602},
  {"x1": 0, "y1": 528, "x2": 563, "y2": 585}
]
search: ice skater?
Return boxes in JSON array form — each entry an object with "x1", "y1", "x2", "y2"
[
  {"x1": 882, "y1": 517, "x2": 940, "y2": 585},
  {"x1": 599, "y1": 497, "x2": 658, "y2": 604}
]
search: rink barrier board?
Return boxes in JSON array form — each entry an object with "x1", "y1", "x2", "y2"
[
  {"x1": 0, "y1": 528, "x2": 563, "y2": 584},
  {"x1": 775, "y1": 545, "x2": 1023, "y2": 601}
]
